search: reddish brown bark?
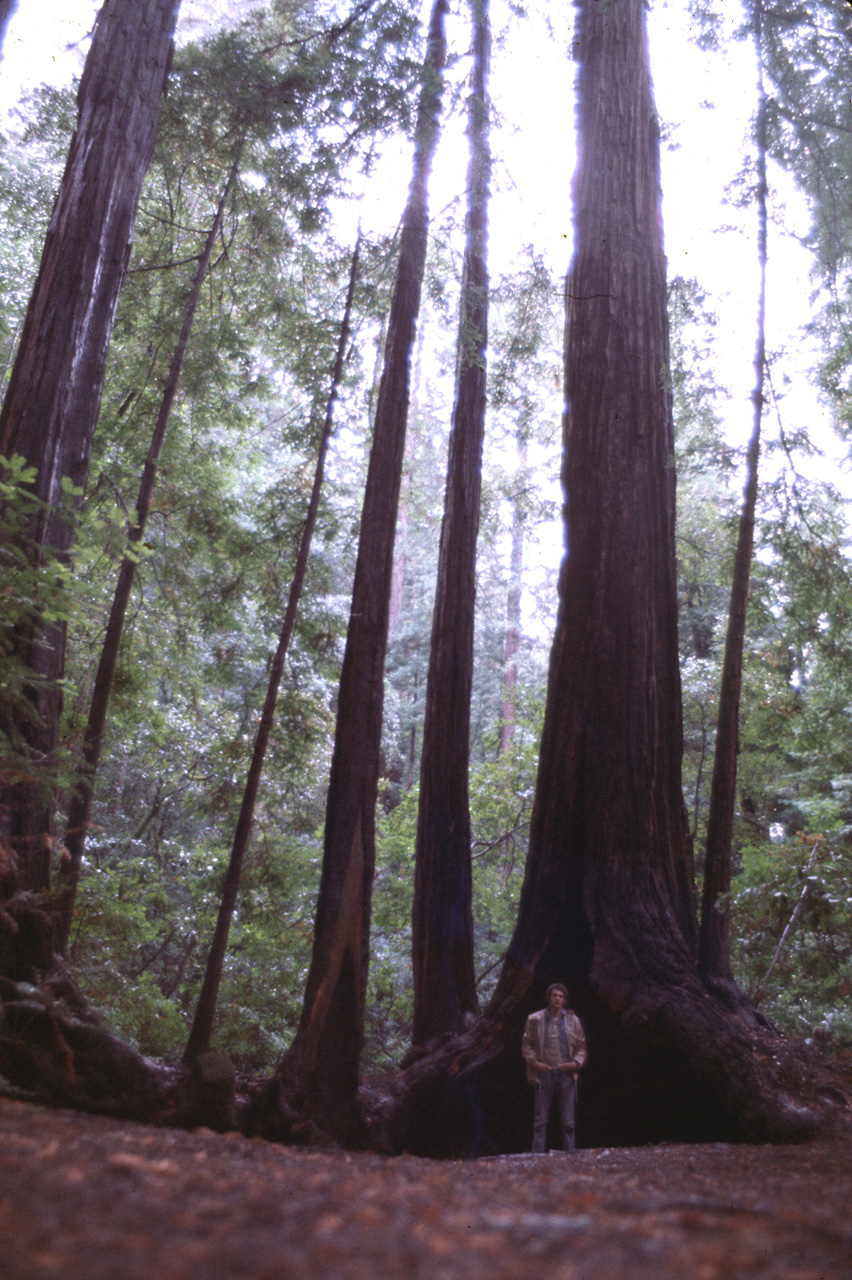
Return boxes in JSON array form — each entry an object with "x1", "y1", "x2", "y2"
[
  {"x1": 0, "y1": 0, "x2": 180, "y2": 895},
  {"x1": 411, "y1": 0, "x2": 490, "y2": 1048},
  {"x1": 54, "y1": 156, "x2": 240, "y2": 952},
  {"x1": 385, "y1": 0, "x2": 815, "y2": 1157},
  {"x1": 481, "y1": 0, "x2": 698, "y2": 1148},
  {"x1": 491, "y1": 0, "x2": 692, "y2": 990},
  {"x1": 274, "y1": 0, "x2": 449, "y2": 1144},
  {"x1": 182, "y1": 232, "x2": 362, "y2": 1067}
]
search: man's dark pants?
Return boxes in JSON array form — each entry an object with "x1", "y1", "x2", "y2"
[{"x1": 532, "y1": 1069, "x2": 576, "y2": 1152}]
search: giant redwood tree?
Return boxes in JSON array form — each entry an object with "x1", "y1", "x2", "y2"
[
  {"x1": 389, "y1": 0, "x2": 816, "y2": 1157},
  {"x1": 0, "y1": 0, "x2": 180, "y2": 899},
  {"x1": 410, "y1": 0, "x2": 490, "y2": 1049},
  {"x1": 273, "y1": 0, "x2": 449, "y2": 1144}
]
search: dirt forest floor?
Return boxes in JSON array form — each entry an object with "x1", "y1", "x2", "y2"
[{"x1": 3, "y1": 1078, "x2": 852, "y2": 1280}]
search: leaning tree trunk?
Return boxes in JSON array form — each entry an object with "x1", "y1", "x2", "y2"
[
  {"x1": 0, "y1": 0, "x2": 180, "y2": 900},
  {"x1": 410, "y1": 0, "x2": 490, "y2": 1049},
  {"x1": 182, "y1": 232, "x2": 362, "y2": 1068},
  {"x1": 698, "y1": 4, "x2": 768, "y2": 987},
  {"x1": 54, "y1": 154, "x2": 240, "y2": 952},
  {"x1": 383, "y1": 0, "x2": 815, "y2": 1158},
  {"x1": 273, "y1": 0, "x2": 449, "y2": 1145}
]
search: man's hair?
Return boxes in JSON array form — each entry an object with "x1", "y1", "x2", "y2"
[{"x1": 546, "y1": 982, "x2": 568, "y2": 1002}]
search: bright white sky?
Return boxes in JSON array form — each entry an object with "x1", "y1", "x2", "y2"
[
  {"x1": 650, "y1": 0, "x2": 832, "y2": 483},
  {"x1": 0, "y1": 0, "x2": 840, "y2": 496}
]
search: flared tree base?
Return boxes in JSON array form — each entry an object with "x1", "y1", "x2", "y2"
[{"x1": 374, "y1": 984, "x2": 819, "y2": 1159}]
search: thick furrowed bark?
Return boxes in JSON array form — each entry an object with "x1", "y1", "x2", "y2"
[
  {"x1": 492, "y1": 0, "x2": 691, "y2": 1002},
  {"x1": 0, "y1": 0, "x2": 180, "y2": 897},
  {"x1": 382, "y1": 0, "x2": 817, "y2": 1156}
]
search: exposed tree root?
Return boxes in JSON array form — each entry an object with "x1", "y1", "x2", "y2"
[
  {"x1": 0, "y1": 906, "x2": 820, "y2": 1156},
  {"x1": 0, "y1": 967, "x2": 175, "y2": 1121},
  {"x1": 0, "y1": 919, "x2": 235, "y2": 1134},
  {"x1": 364, "y1": 985, "x2": 820, "y2": 1159}
]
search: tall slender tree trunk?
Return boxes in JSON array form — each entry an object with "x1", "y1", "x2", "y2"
[
  {"x1": 411, "y1": 0, "x2": 490, "y2": 1048},
  {"x1": 0, "y1": 0, "x2": 180, "y2": 897},
  {"x1": 699, "y1": 5, "x2": 768, "y2": 985},
  {"x1": 386, "y1": 0, "x2": 814, "y2": 1158},
  {"x1": 275, "y1": 0, "x2": 449, "y2": 1143},
  {"x1": 182, "y1": 232, "x2": 362, "y2": 1067},
  {"x1": 54, "y1": 156, "x2": 240, "y2": 952}
]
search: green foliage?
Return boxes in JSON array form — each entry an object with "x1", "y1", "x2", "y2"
[
  {"x1": 0, "y1": 456, "x2": 128, "y2": 787},
  {"x1": 0, "y1": 457, "x2": 70, "y2": 755},
  {"x1": 70, "y1": 825, "x2": 324, "y2": 1069},
  {"x1": 5, "y1": 0, "x2": 852, "y2": 1082},
  {"x1": 0, "y1": 86, "x2": 75, "y2": 370},
  {"x1": 667, "y1": 241, "x2": 852, "y2": 1044},
  {"x1": 369, "y1": 690, "x2": 542, "y2": 1070},
  {"x1": 732, "y1": 827, "x2": 852, "y2": 1049},
  {"x1": 670, "y1": 276, "x2": 734, "y2": 852},
  {"x1": 31, "y1": 0, "x2": 414, "y2": 1061},
  {"x1": 467, "y1": 693, "x2": 542, "y2": 999},
  {"x1": 369, "y1": 787, "x2": 417, "y2": 1072}
]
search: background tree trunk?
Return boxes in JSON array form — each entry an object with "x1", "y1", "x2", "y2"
[
  {"x1": 0, "y1": 0, "x2": 180, "y2": 896},
  {"x1": 54, "y1": 155, "x2": 239, "y2": 952},
  {"x1": 386, "y1": 0, "x2": 816, "y2": 1158},
  {"x1": 274, "y1": 0, "x2": 449, "y2": 1144},
  {"x1": 699, "y1": 3, "x2": 768, "y2": 986},
  {"x1": 410, "y1": 0, "x2": 490, "y2": 1048},
  {"x1": 183, "y1": 232, "x2": 361, "y2": 1067}
]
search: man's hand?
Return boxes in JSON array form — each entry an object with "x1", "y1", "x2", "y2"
[
  {"x1": 534, "y1": 1061, "x2": 549, "y2": 1074},
  {"x1": 558, "y1": 1061, "x2": 580, "y2": 1074}
]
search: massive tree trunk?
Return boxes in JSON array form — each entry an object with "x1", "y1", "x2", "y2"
[
  {"x1": 383, "y1": 0, "x2": 816, "y2": 1158},
  {"x1": 273, "y1": 0, "x2": 449, "y2": 1145},
  {"x1": 410, "y1": 0, "x2": 490, "y2": 1049},
  {"x1": 0, "y1": 0, "x2": 180, "y2": 900},
  {"x1": 54, "y1": 155, "x2": 239, "y2": 953},
  {"x1": 490, "y1": 0, "x2": 695, "y2": 1135},
  {"x1": 183, "y1": 232, "x2": 361, "y2": 1068},
  {"x1": 699, "y1": 5, "x2": 768, "y2": 986}
]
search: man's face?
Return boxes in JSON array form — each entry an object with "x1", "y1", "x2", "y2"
[{"x1": 547, "y1": 988, "x2": 566, "y2": 1015}]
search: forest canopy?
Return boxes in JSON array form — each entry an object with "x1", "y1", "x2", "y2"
[{"x1": 0, "y1": 0, "x2": 851, "y2": 1150}]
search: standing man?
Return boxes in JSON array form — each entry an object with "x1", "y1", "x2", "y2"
[{"x1": 521, "y1": 983, "x2": 586, "y2": 1152}]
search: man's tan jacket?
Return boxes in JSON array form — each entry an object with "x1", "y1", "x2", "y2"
[{"x1": 521, "y1": 1008, "x2": 587, "y2": 1086}]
